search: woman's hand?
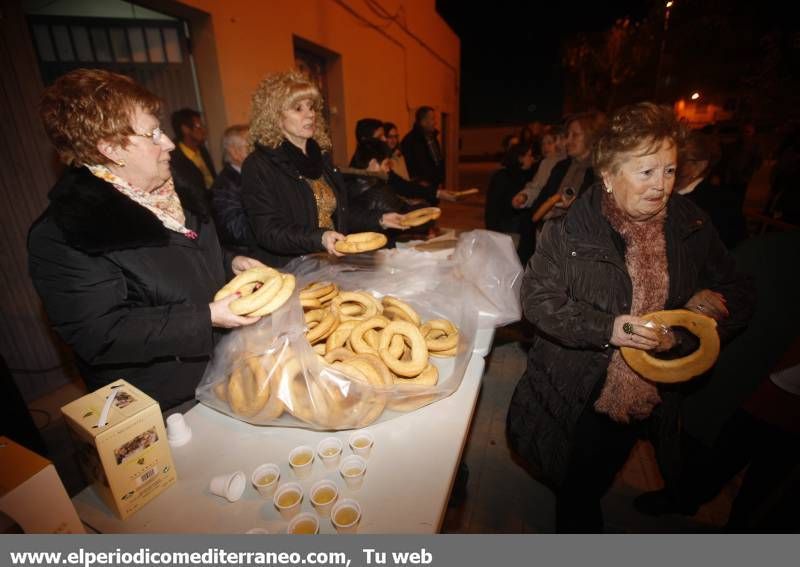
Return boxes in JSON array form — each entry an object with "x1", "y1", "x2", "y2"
[
  {"x1": 322, "y1": 230, "x2": 345, "y2": 256},
  {"x1": 379, "y1": 212, "x2": 408, "y2": 230},
  {"x1": 685, "y1": 289, "x2": 728, "y2": 320},
  {"x1": 511, "y1": 191, "x2": 528, "y2": 209},
  {"x1": 231, "y1": 255, "x2": 265, "y2": 275},
  {"x1": 610, "y1": 315, "x2": 660, "y2": 350},
  {"x1": 209, "y1": 294, "x2": 260, "y2": 328}
]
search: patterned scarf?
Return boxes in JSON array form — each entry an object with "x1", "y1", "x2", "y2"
[
  {"x1": 86, "y1": 165, "x2": 197, "y2": 240},
  {"x1": 594, "y1": 191, "x2": 667, "y2": 423}
]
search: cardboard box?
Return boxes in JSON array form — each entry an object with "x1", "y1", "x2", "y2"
[
  {"x1": 0, "y1": 436, "x2": 85, "y2": 533},
  {"x1": 61, "y1": 380, "x2": 177, "y2": 520}
]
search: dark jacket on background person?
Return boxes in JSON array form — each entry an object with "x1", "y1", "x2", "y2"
[
  {"x1": 684, "y1": 177, "x2": 747, "y2": 249},
  {"x1": 27, "y1": 167, "x2": 226, "y2": 409},
  {"x1": 241, "y1": 142, "x2": 381, "y2": 267},
  {"x1": 344, "y1": 171, "x2": 411, "y2": 248},
  {"x1": 506, "y1": 185, "x2": 755, "y2": 489},
  {"x1": 485, "y1": 165, "x2": 534, "y2": 233},
  {"x1": 211, "y1": 163, "x2": 252, "y2": 255},
  {"x1": 344, "y1": 171, "x2": 411, "y2": 216},
  {"x1": 401, "y1": 124, "x2": 445, "y2": 188},
  {"x1": 387, "y1": 171, "x2": 439, "y2": 205},
  {"x1": 517, "y1": 157, "x2": 596, "y2": 265},
  {"x1": 170, "y1": 144, "x2": 216, "y2": 207}
]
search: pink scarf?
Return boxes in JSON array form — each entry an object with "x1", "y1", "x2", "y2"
[
  {"x1": 86, "y1": 165, "x2": 197, "y2": 240},
  {"x1": 594, "y1": 191, "x2": 667, "y2": 423}
]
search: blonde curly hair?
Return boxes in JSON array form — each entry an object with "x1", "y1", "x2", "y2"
[{"x1": 249, "y1": 70, "x2": 331, "y2": 151}]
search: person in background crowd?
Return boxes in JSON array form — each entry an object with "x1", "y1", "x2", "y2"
[
  {"x1": 705, "y1": 122, "x2": 761, "y2": 248},
  {"x1": 506, "y1": 102, "x2": 754, "y2": 532},
  {"x1": 28, "y1": 69, "x2": 261, "y2": 409},
  {"x1": 355, "y1": 118, "x2": 385, "y2": 143},
  {"x1": 401, "y1": 106, "x2": 445, "y2": 188},
  {"x1": 211, "y1": 124, "x2": 252, "y2": 255},
  {"x1": 383, "y1": 121, "x2": 410, "y2": 180},
  {"x1": 512, "y1": 125, "x2": 567, "y2": 209},
  {"x1": 242, "y1": 70, "x2": 405, "y2": 267},
  {"x1": 672, "y1": 129, "x2": 754, "y2": 249},
  {"x1": 766, "y1": 123, "x2": 800, "y2": 225},
  {"x1": 170, "y1": 108, "x2": 217, "y2": 206},
  {"x1": 354, "y1": 117, "x2": 455, "y2": 205},
  {"x1": 485, "y1": 142, "x2": 535, "y2": 235},
  {"x1": 345, "y1": 138, "x2": 411, "y2": 246},
  {"x1": 516, "y1": 112, "x2": 603, "y2": 264},
  {"x1": 634, "y1": 230, "x2": 799, "y2": 532}
]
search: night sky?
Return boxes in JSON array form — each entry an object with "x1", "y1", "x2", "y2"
[{"x1": 436, "y1": 0, "x2": 651, "y2": 126}]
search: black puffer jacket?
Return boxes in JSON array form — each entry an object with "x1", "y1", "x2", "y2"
[
  {"x1": 241, "y1": 143, "x2": 380, "y2": 267},
  {"x1": 28, "y1": 167, "x2": 227, "y2": 409},
  {"x1": 344, "y1": 172, "x2": 411, "y2": 216},
  {"x1": 211, "y1": 163, "x2": 252, "y2": 255},
  {"x1": 506, "y1": 185, "x2": 754, "y2": 489}
]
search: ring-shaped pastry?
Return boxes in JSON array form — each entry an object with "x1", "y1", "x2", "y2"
[
  {"x1": 621, "y1": 309, "x2": 720, "y2": 383},
  {"x1": 378, "y1": 321, "x2": 429, "y2": 377}
]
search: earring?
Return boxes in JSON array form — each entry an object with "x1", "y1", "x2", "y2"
[
  {"x1": 116, "y1": 159, "x2": 126, "y2": 167},
  {"x1": 605, "y1": 184, "x2": 612, "y2": 193}
]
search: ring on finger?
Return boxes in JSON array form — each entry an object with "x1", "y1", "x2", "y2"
[{"x1": 623, "y1": 322, "x2": 635, "y2": 335}]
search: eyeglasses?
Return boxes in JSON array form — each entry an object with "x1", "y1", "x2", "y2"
[{"x1": 132, "y1": 127, "x2": 164, "y2": 145}]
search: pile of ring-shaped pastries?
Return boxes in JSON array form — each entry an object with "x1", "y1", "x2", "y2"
[{"x1": 212, "y1": 280, "x2": 459, "y2": 428}]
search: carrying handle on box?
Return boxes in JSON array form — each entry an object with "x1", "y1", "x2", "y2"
[{"x1": 97, "y1": 389, "x2": 118, "y2": 428}]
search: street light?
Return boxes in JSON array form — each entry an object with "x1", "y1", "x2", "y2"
[
  {"x1": 691, "y1": 92, "x2": 700, "y2": 100},
  {"x1": 655, "y1": 1, "x2": 675, "y2": 100}
]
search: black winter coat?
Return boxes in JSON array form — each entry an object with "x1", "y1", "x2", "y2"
[
  {"x1": 241, "y1": 143, "x2": 381, "y2": 268},
  {"x1": 400, "y1": 125, "x2": 445, "y2": 188},
  {"x1": 211, "y1": 163, "x2": 252, "y2": 254},
  {"x1": 506, "y1": 185, "x2": 754, "y2": 489},
  {"x1": 170, "y1": 143, "x2": 216, "y2": 208},
  {"x1": 485, "y1": 166, "x2": 534, "y2": 233},
  {"x1": 28, "y1": 167, "x2": 227, "y2": 409},
  {"x1": 387, "y1": 171, "x2": 438, "y2": 204},
  {"x1": 344, "y1": 172, "x2": 411, "y2": 216}
]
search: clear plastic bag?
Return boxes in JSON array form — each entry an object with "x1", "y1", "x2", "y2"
[{"x1": 196, "y1": 230, "x2": 522, "y2": 429}]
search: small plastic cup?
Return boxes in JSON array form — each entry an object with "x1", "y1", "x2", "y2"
[
  {"x1": 251, "y1": 463, "x2": 280, "y2": 497},
  {"x1": 245, "y1": 528, "x2": 270, "y2": 534},
  {"x1": 339, "y1": 455, "x2": 367, "y2": 489},
  {"x1": 348, "y1": 431, "x2": 374, "y2": 458},
  {"x1": 166, "y1": 413, "x2": 192, "y2": 447},
  {"x1": 289, "y1": 445, "x2": 315, "y2": 479},
  {"x1": 209, "y1": 471, "x2": 246, "y2": 502},
  {"x1": 317, "y1": 437, "x2": 343, "y2": 469},
  {"x1": 310, "y1": 479, "x2": 339, "y2": 517},
  {"x1": 331, "y1": 498, "x2": 362, "y2": 533},
  {"x1": 273, "y1": 482, "x2": 304, "y2": 519},
  {"x1": 287, "y1": 512, "x2": 320, "y2": 534}
]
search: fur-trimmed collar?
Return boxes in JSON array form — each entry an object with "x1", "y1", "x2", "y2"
[{"x1": 47, "y1": 167, "x2": 206, "y2": 254}]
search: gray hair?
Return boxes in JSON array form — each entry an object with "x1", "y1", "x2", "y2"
[{"x1": 221, "y1": 124, "x2": 249, "y2": 162}]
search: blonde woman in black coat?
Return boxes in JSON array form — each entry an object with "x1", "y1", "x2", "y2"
[{"x1": 242, "y1": 71, "x2": 405, "y2": 267}]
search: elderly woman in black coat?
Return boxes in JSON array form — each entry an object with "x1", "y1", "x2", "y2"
[
  {"x1": 506, "y1": 102, "x2": 754, "y2": 532},
  {"x1": 242, "y1": 70, "x2": 405, "y2": 267},
  {"x1": 28, "y1": 69, "x2": 262, "y2": 409}
]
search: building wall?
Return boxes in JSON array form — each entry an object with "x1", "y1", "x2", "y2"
[{"x1": 162, "y1": 0, "x2": 460, "y2": 185}]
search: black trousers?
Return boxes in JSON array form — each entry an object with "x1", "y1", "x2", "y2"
[
  {"x1": 674, "y1": 410, "x2": 799, "y2": 532},
  {"x1": 556, "y1": 388, "x2": 644, "y2": 533}
]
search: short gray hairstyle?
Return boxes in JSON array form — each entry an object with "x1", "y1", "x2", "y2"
[{"x1": 221, "y1": 124, "x2": 249, "y2": 162}]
